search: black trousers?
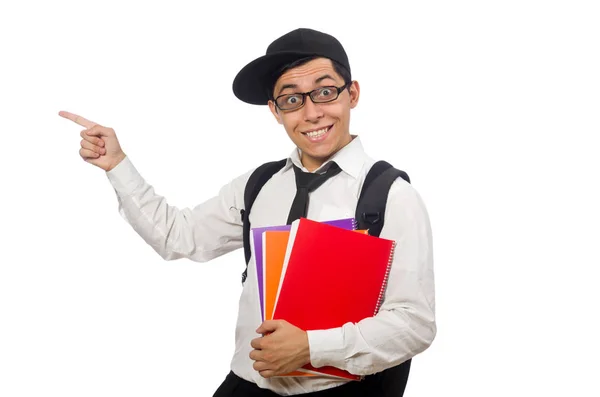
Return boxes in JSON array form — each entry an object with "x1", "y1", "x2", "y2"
[{"x1": 213, "y1": 371, "x2": 389, "y2": 397}]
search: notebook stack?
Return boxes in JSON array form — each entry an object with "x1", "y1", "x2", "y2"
[{"x1": 251, "y1": 217, "x2": 396, "y2": 380}]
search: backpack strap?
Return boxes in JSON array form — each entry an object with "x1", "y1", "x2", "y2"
[
  {"x1": 241, "y1": 159, "x2": 287, "y2": 284},
  {"x1": 355, "y1": 160, "x2": 410, "y2": 237},
  {"x1": 355, "y1": 160, "x2": 412, "y2": 395}
]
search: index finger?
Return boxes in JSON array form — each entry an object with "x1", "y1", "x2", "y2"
[{"x1": 58, "y1": 110, "x2": 97, "y2": 128}]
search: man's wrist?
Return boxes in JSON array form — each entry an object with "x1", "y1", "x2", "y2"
[
  {"x1": 301, "y1": 331, "x2": 311, "y2": 366},
  {"x1": 106, "y1": 152, "x2": 127, "y2": 172}
]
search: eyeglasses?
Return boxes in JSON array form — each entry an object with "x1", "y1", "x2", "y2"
[{"x1": 273, "y1": 82, "x2": 351, "y2": 111}]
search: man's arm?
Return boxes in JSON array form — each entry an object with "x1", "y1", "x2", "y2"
[
  {"x1": 59, "y1": 110, "x2": 250, "y2": 262},
  {"x1": 306, "y1": 181, "x2": 436, "y2": 376},
  {"x1": 106, "y1": 155, "x2": 252, "y2": 262}
]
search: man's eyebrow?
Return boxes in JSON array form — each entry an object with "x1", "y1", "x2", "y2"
[
  {"x1": 276, "y1": 74, "x2": 337, "y2": 96},
  {"x1": 315, "y1": 74, "x2": 337, "y2": 84},
  {"x1": 277, "y1": 83, "x2": 298, "y2": 96}
]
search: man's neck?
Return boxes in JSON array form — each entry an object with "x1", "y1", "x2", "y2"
[{"x1": 299, "y1": 135, "x2": 355, "y2": 172}]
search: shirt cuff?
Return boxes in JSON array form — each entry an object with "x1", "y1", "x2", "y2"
[
  {"x1": 306, "y1": 327, "x2": 346, "y2": 369},
  {"x1": 105, "y1": 155, "x2": 144, "y2": 196}
]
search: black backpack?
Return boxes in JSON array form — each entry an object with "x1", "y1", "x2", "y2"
[{"x1": 239, "y1": 159, "x2": 412, "y2": 395}]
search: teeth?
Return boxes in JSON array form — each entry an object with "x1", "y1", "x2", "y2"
[{"x1": 305, "y1": 127, "x2": 328, "y2": 138}]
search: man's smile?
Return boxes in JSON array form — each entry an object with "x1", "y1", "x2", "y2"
[{"x1": 301, "y1": 125, "x2": 332, "y2": 142}]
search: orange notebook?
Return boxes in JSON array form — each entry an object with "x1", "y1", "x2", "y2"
[
  {"x1": 262, "y1": 231, "x2": 315, "y2": 378},
  {"x1": 263, "y1": 231, "x2": 290, "y2": 322},
  {"x1": 272, "y1": 218, "x2": 396, "y2": 381}
]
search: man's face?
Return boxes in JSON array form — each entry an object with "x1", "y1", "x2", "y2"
[{"x1": 268, "y1": 58, "x2": 360, "y2": 171}]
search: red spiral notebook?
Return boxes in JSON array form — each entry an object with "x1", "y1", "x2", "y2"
[
  {"x1": 272, "y1": 218, "x2": 396, "y2": 380},
  {"x1": 262, "y1": 228, "x2": 370, "y2": 379}
]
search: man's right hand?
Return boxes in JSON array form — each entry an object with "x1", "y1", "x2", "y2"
[{"x1": 59, "y1": 110, "x2": 127, "y2": 172}]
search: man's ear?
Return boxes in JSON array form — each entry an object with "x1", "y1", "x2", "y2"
[
  {"x1": 349, "y1": 80, "x2": 360, "y2": 109},
  {"x1": 268, "y1": 100, "x2": 283, "y2": 124}
]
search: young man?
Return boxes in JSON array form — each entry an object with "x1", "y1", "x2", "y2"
[{"x1": 59, "y1": 28, "x2": 435, "y2": 396}]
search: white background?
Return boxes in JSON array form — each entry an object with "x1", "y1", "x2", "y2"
[{"x1": 1, "y1": 0, "x2": 599, "y2": 396}]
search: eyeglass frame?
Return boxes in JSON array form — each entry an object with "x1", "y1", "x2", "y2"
[{"x1": 272, "y1": 81, "x2": 353, "y2": 111}]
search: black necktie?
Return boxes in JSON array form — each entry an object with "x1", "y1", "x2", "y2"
[{"x1": 286, "y1": 162, "x2": 342, "y2": 224}]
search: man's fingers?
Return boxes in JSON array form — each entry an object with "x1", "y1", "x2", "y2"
[
  {"x1": 250, "y1": 337, "x2": 263, "y2": 350},
  {"x1": 249, "y1": 349, "x2": 264, "y2": 361},
  {"x1": 256, "y1": 320, "x2": 283, "y2": 334},
  {"x1": 253, "y1": 361, "x2": 270, "y2": 372},
  {"x1": 81, "y1": 139, "x2": 106, "y2": 155},
  {"x1": 259, "y1": 369, "x2": 275, "y2": 378},
  {"x1": 84, "y1": 124, "x2": 114, "y2": 138},
  {"x1": 59, "y1": 110, "x2": 97, "y2": 128},
  {"x1": 80, "y1": 129, "x2": 105, "y2": 147},
  {"x1": 79, "y1": 147, "x2": 101, "y2": 159}
]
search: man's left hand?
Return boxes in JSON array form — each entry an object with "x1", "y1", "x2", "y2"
[{"x1": 249, "y1": 320, "x2": 311, "y2": 378}]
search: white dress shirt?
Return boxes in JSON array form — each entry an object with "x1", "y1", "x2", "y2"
[{"x1": 105, "y1": 136, "x2": 436, "y2": 395}]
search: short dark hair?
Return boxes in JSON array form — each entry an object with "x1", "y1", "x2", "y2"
[{"x1": 267, "y1": 56, "x2": 352, "y2": 101}]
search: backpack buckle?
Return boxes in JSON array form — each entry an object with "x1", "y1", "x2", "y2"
[{"x1": 362, "y1": 212, "x2": 380, "y2": 225}]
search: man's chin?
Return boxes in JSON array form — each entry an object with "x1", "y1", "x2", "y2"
[{"x1": 301, "y1": 149, "x2": 335, "y2": 166}]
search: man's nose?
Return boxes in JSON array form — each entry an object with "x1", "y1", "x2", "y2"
[{"x1": 302, "y1": 96, "x2": 324, "y2": 122}]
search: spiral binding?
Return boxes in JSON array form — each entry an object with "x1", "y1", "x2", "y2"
[
  {"x1": 351, "y1": 217, "x2": 358, "y2": 230},
  {"x1": 374, "y1": 241, "x2": 396, "y2": 315}
]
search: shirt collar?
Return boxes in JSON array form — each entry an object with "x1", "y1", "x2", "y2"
[{"x1": 283, "y1": 135, "x2": 366, "y2": 179}]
